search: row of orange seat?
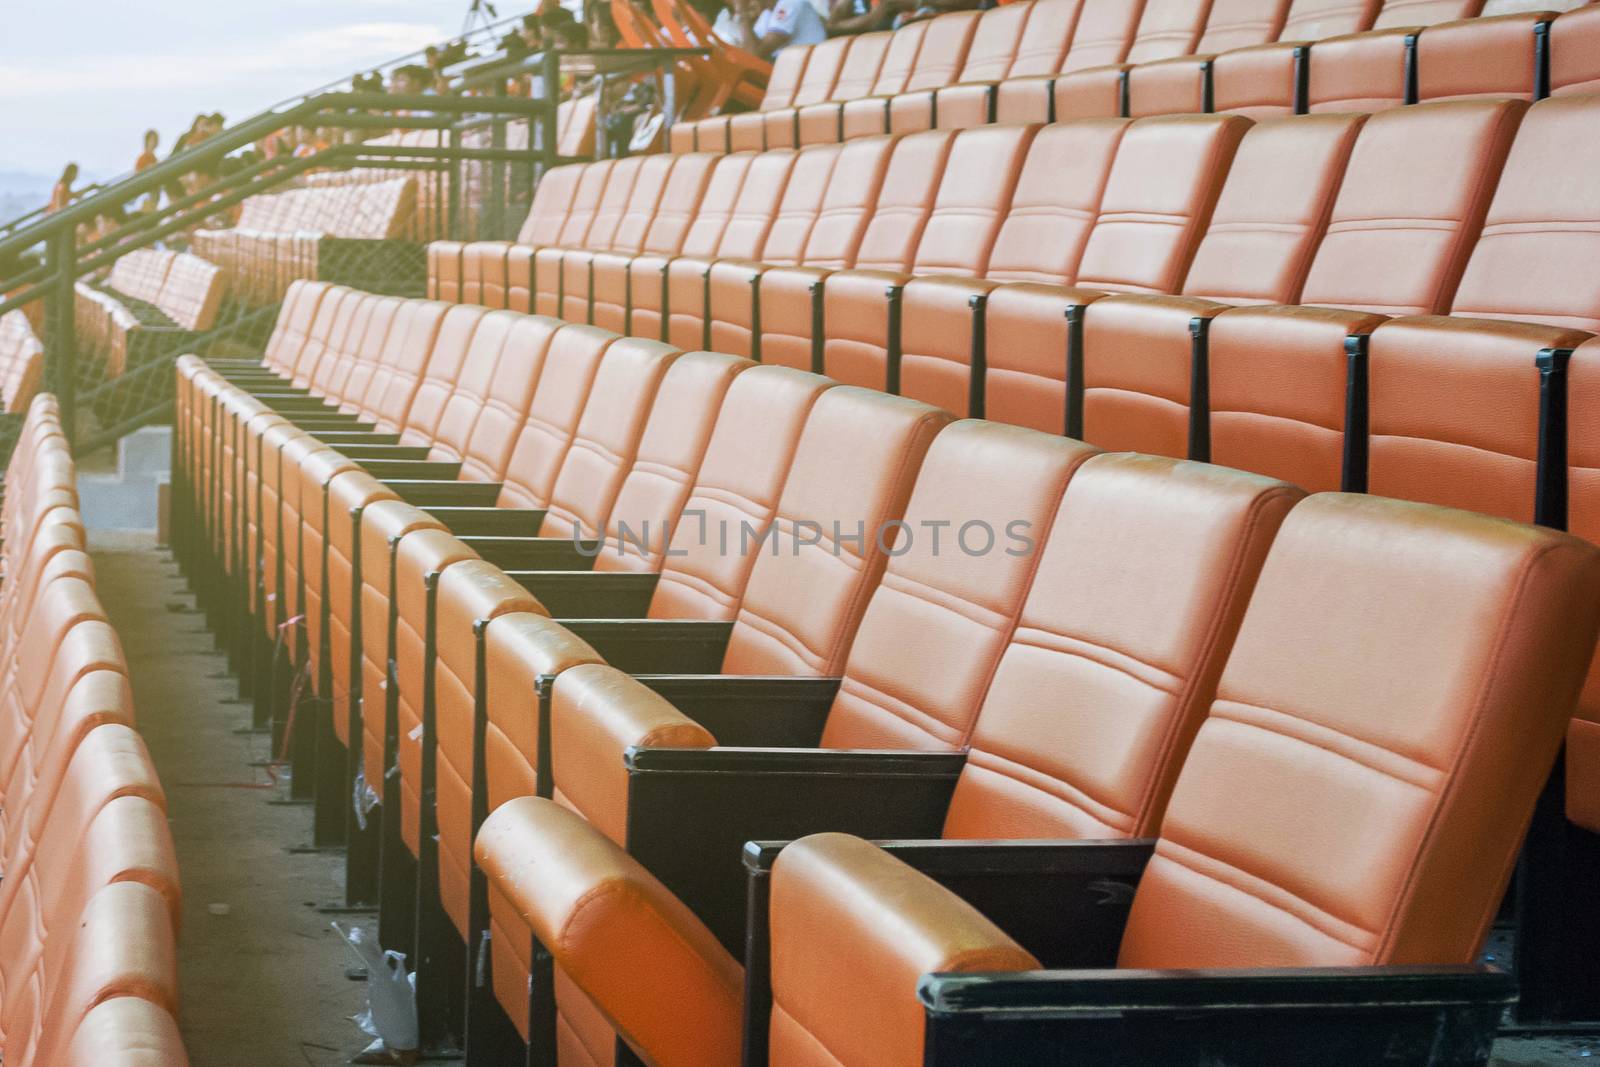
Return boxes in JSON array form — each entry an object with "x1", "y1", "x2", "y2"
[
  {"x1": 192, "y1": 177, "x2": 416, "y2": 307},
  {"x1": 0, "y1": 396, "x2": 186, "y2": 1066},
  {"x1": 425, "y1": 96, "x2": 1600, "y2": 806},
  {"x1": 75, "y1": 250, "x2": 225, "y2": 380},
  {"x1": 172, "y1": 262, "x2": 1600, "y2": 1062},
  {"x1": 0, "y1": 312, "x2": 44, "y2": 415},
  {"x1": 673, "y1": 0, "x2": 1600, "y2": 153}
]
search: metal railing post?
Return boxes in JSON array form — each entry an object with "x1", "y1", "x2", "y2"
[{"x1": 43, "y1": 228, "x2": 78, "y2": 444}]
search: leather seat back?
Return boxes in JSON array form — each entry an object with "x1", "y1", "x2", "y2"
[
  {"x1": 1073, "y1": 114, "x2": 1252, "y2": 295},
  {"x1": 1550, "y1": 3, "x2": 1600, "y2": 96},
  {"x1": 496, "y1": 325, "x2": 615, "y2": 510},
  {"x1": 1280, "y1": 0, "x2": 1381, "y2": 39},
  {"x1": 903, "y1": 11, "x2": 984, "y2": 92},
  {"x1": 943, "y1": 455, "x2": 1301, "y2": 840},
  {"x1": 850, "y1": 130, "x2": 959, "y2": 271},
  {"x1": 648, "y1": 367, "x2": 836, "y2": 620},
  {"x1": 458, "y1": 314, "x2": 565, "y2": 483},
  {"x1": 985, "y1": 119, "x2": 1128, "y2": 285},
  {"x1": 909, "y1": 124, "x2": 1038, "y2": 277},
  {"x1": 611, "y1": 154, "x2": 678, "y2": 256},
  {"x1": 1123, "y1": 0, "x2": 1214, "y2": 64},
  {"x1": 954, "y1": 2, "x2": 1034, "y2": 83},
  {"x1": 1196, "y1": 0, "x2": 1292, "y2": 51},
  {"x1": 1296, "y1": 99, "x2": 1524, "y2": 315},
  {"x1": 721, "y1": 388, "x2": 951, "y2": 675},
  {"x1": 515, "y1": 163, "x2": 586, "y2": 246},
  {"x1": 763, "y1": 46, "x2": 813, "y2": 111},
  {"x1": 1059, "y1": 0, "x2": 1147, "y2": 71},
  {"x1": 1118, "y1": 493, "x2": 1600, "y2": 969},
  {"x1": 756, "y1": 144, "x2": 845, "y2": 268},
  {"x1": 1447, "y1": 94, "x2": 1600, "y2": 331},
  {"x1": 869, "y1": 19, "x2": 931, "y2": 96},
  {"x1": 819, "y1": 423, "x2": 1099, "y2": 751},
  {"x1": 396, "y1": 304, "x2": 489, "y2": 447},
  {"x1": 792, "y1": 36, "x2": 852, "y2": 106},
  {"x1": 339, "y1": 295, "x2": 403, "y2": 410},
  {"x1": 594, "y1": 353, "x2": 753, "y2": 574},
  {"x1": 1182, "y1": 113, "x2": 1366, "y2": 305},
  {"x1": 541, "y1": 340, "x2": 683, "y2": 542},
  {"x1": 637, "y1": 153, "x2": 720, "y2": 257},
  {"x1": 582, "y1": 156, "x2": 648, "y2": 253},
  {"x1": 553, "y1": 159, "x2": 618, "y2": 248},
  {"x1": 830, "y1": 31, "x2": 894, "y2": 100},
  {"x1": 674, "y1": 153, "x2": 758, "y2": 260},
  {"x1": 798, "y1": 135, "x2": 898, "y2": 270},
  {"x1": 429, "y1": 310, "x2": 519, "y2": 463},
  {"x1": 262, "y1": 279, "x2": 330, "y2": 372},
  {"x1": 1006, "y1": 0, "x2": 1085, "y2": 77},
  {"x1": 362, "y1": 299, "x2": 451, "y2": 431}
]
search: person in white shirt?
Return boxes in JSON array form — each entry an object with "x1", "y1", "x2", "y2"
[{"x1": 736, "y1": 0, "x2": 829, "y2": 56}]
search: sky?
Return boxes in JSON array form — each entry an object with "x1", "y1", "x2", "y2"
[{"x1": 0, "y1": 0, "x2": 492, "y2": 184}]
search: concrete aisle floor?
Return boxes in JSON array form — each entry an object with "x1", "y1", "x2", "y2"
[
  {"x1": 86, "y1": 533, "x2": 1597, "y2": 1066},
  {"x1": 90, "y1": 531, "x2": 372, "y2": 1066}
]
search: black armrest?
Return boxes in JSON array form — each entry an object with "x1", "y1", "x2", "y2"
[
  {"x1": 288, "y1": 414, "x2": 374, "y2": 431},
  {"x1": 738, "y1": 838, "x2": 1149, "y2": 1065},
  {"x1": 504, "y1": 570, "x2": 659, "y2": 620},
  {"x1": 425, "y1": 506, "x2": 546, "y2": 537},
  {"x1": 258, "y1": 394, "x2": 337, "y2": 412},
  {"x1": 632, "y1": 675, "x2": 839, "y2": 747},
  {"x1": 362, "y1": 459, "x2": 462, "y2": 480},
  {"x1": 311, "y1": 431, "x2": 402, "y2": 446},
  {"x1": 387, "y1": 480, "x2": 503, "y2": 507},
  {"x1": 919, "y1": 965, "x2": 1514, "y2": 1067},
  {"x1": 554, "y1": 617, "x2": 731, "y2": 673},
  {"x1": 337, "y1": 444, "x2": 434, "y2": 462},
  {"x1": 626, "y1": 747, "x2": 965, "y2": 955},
  {"x1": 458, "y1": 536, "x2": 605, "y2": 572}
]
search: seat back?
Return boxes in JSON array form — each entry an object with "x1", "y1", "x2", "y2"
[
  {"x1": 1550, "y1": 3, "x2": 1600, "y2": 97},
  {"x1": 397, "y1": 305, "x2": 489, "y2": 446},
  {"x1": 908, "y1": 124, "x2": 1038, "y2": 277},
  {"x1": 1296, "y1": 99, "x2": 1524, "y2": 316},
  {"x1": 1059, "y1": 0, "x2": 1146, "y2": 71},
  {"x1": 984, "y1": 119, "x2": 1128, "y2": 285},
  {"x1": 1182, "y1": 113, "x2": 1366, "y2": 305},
  {"x1": 516, "y1": 163, "x2": 587, "y2": 245},
  {"x1": 955, "y1": 2, "x2": 1034, "y2": 83},
  {"x1": 903, "y1": 10, "x2": 984, "y2": 92},
  {"x1": 1118, "y1": 493, "x2": 1600, "y2": 969},
  {"x1": 830, "y1": 31, "x2": 894, "y2": 100},
  {"x1": 850, "y1": 130, "x2": 958, "y2": 271},
  {"x1": 1196, "y1": 0, "x2": 1291, "y2": 50},
  {"x1": 495, "y1": 325, "x2": 616, "y2": 510},
  {"x1": 1446, "y1": 95, "x2": 1600, "y2": 331},
  {"x1": 763, "y1": 45, "x2": 813, "y2": 110},
  {"x1": 793, "y1": 36, "x2": 852, "y2": 106},
  {"x1": 363, "y1": 300, "x2": 451, "y2": 432},
  {"x1": 943, "y1": 454, "x2": 1300, "y2": 840},
  {"x1": 554, "y1": 159, "x2": 619, "y2": 247},
  {"x1": 583, "y1": 156, "x2": 648, "y2": 252},
  {"x1": 798, "y1": 135, "x2": 898, "y2": 270},
  {"x1": 677, "y1": 153, "x2": 759, "y2": 259},
  {"x1": 611, "y1": 154, "x2": 677, "y2": 256},
  {"x1": 336, "y1": 295, "x2": 402, "y2": 413},
  {"x1": 637, "y1": 153, "x2": 722, "y2": 257},
  {"x1": 1279, "y1": 0, "x2": 1381, "y2": 39},
  {"x1": 714, "y1": 150, "x2": 802, "y2": 261},
  {"x1": 459, "y1": 315, "x2": 566, "y2": 483},
  {"x1": 819, "y1": 422, "x2": 1099, "y2": 750},
  {"x1": 721, "y1": 389, "x2": 951, "y2": 675},
  {"x1": 1006, "y1": 0, "x2": 1085, "y2": 77},
  {"x1": 869, "y1": 19, "x2": 931, "y2": 96},
  {"x1": 593, "y1": 353, "x2": 754, "y2": 575},
  {"x1": 1370, "y1": 0, "x2": 1482, "y2": 29},
  {"x1": 430, "y1": 310, "x2": 520, "y2": 463},
  {"x1": 1125, "y1": 0, "x2": 1215, "y2": 64},
  {"x1": 649, "y1": 368, "x2": 836, "y2": 620},
  {"x1": 541, "y1": 340, "x2": 682, "y2": 541},
  {"x1": 758, "y1": 144, "x2": 845, "y2": 267},
  {"x1": 1071, "y1": 114, "x2": 1252, "y2": 294}
]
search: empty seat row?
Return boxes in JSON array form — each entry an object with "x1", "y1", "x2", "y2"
[
  {"x1": 0, "y1": 311, "x2": 44, "y2": 414},
  {"x1": 0, "y1": 396, "x2": 187, "y2": 1066},
  {"x1": 670, "y1": 0, "x2": 1599, "y2": 152},
  {"x1": 75, "y1": 251, "x2": 225, "y2": 379},
  {"x1": 171, "y1": 289, "x2": 1600, "y2": 1064},
  {"x1": 192, "y1": 177, "x2": 418, "y2": 307}
]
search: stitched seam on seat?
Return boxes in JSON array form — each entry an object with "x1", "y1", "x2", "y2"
[
  {"x1": 770, "y1": 999, "x2": 850, "y2": 1067},
  {"x1": 1009, "y1": 627, "x2": 1182, "y2": 695},
  {"x1": 1155, "y1": 839, "x2": 1379, "y2": 954},
  {"x1": 964, "y1": 748, "x2": 1134, "y2": 833},
  {"x1": 1375, "y1": 538, "x2": 1558, "y2": 959},
  {"x1": 877, "y1": 570, "x2": 1012, "y2": 631},
  {"x1": 837, "y1": 673, "x2": 963, "y2": 746},
  {"x1": 1211, "y1": 701, "x2": 1445, "y2": 791},
  {"x1": 1369, "y1": 432, "x2": 1536, "y2": 465},
  {"x1": 1212, "y1": 406, "x2": 1344, "y2": 437},
  {"x1": 1131, "y1": 485, "x2": 1301, "y2": 831}
]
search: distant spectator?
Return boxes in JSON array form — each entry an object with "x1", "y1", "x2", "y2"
[
  {"x1": 826, "y1": 0, "x2": 903, "y2": 35},
  {"x1": 48, "y1": 163, "x2": 79, "y2": 213},
  {"x1": 390, "y1": 64, "x2": 432, "y2": 95},
  {"x1": 587, "y1": 0, "x2": 621, "y2": 48},
  {"x1": 541, "y1": 4, "x2": 588, "y2": 50},
  {"x1": 737, "y1": 0, "x2": 827, "y2": 56},
  {"x1": 135, "y1": 130, "x2": 159, "y2": 173}
]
